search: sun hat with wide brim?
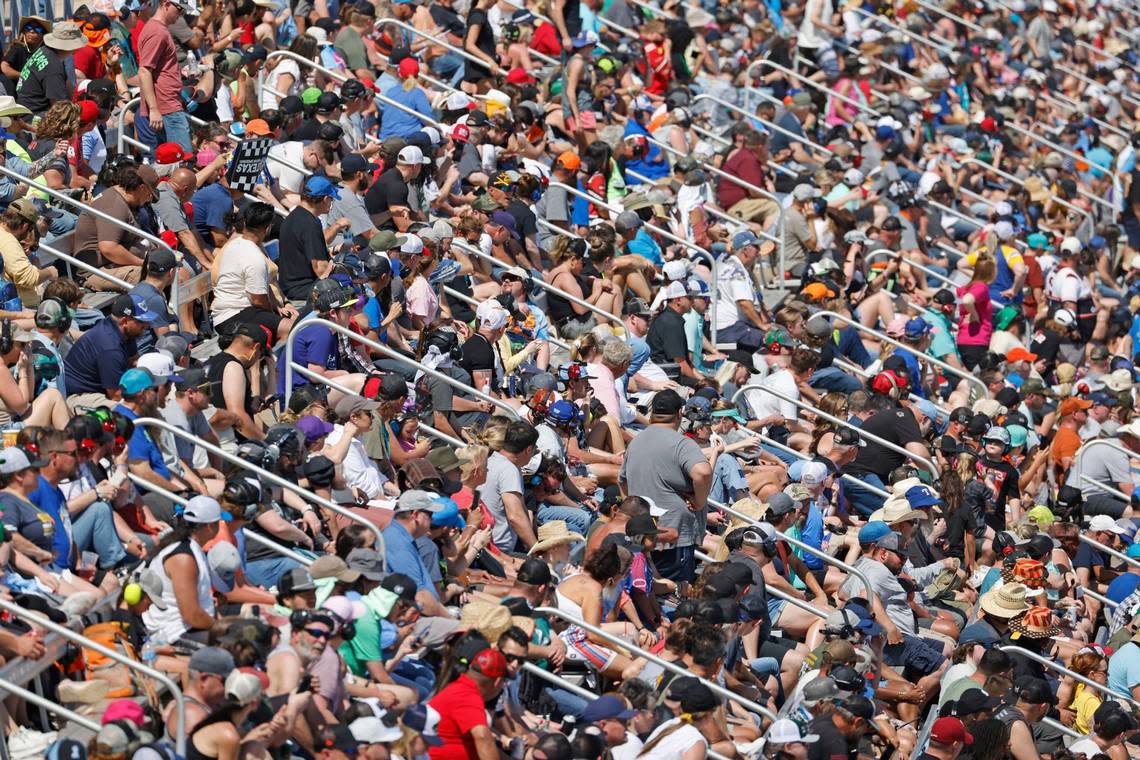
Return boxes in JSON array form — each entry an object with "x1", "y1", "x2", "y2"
[
  {"x1": 869, "y1": 494, "x2": 926, "y2": 525},
  {"x1": 527, "y1": 520, "x2": 584, "y2": 555},
  {"x1": 1008, "y1": 606, "x2": 1061, "y2": 639},
  {"x1": 460, "y1": 600, "x2": 535, "y2": 643},
  {"x1": 43, "y1": 21, "x2": 89, "y2": 51},
  {"x1": 980, "y1": 582, "x2": 1031, "y2": 619},
  {"x1": 0, "y1": 96, "x2": 32, "y2": 118},
  {"x1": 17, "y1": 15, "x2": 51, "y2": 33}
]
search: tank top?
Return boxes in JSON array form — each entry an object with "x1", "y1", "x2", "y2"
[
  {"x1": 637, "y1": 718, "x2": 707, "y2": 760},
  {"x1": 185, "y1": 721, "x2": 237, "y2": 760},
  {"x1": 142, "y1": 538, "x2": 215, "y2": 643},
  {"x1": 206, "y1": 351, "x2": 252, "y2": 419},
  {"x1": 545, "y1": 272, "x2": 591, "y2": 325}
]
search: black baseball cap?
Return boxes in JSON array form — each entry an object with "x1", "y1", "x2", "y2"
[
  {"x1": 703, "y1": 572, "x2": 738, "y2": 599},
  {"x1": 316, "y1": 92, "x2": 342, "y2": 114},
  {"x1": 933, "y1": 289, "x2": 956, "y2": 305},
  {"x1": 517, "y1": 557, "x2": 553, "y2": 586},
  {"x1": 175, "y1": 366, "x2": 212, "y2": 393},
  {"x1": 318, "y1": 122, "x2": 344, "y2": 142},
  {"x1": 241, "y1": 44, "x2": 268, "y2": 63},
  {"x1": 388, "y1": 45, "x2": 411, "y2": 65},
  {"x1": 956, "y1": 688, "x2": 1001, "y2": 714},
  {"x1": 625, "y1": 514, "x2": 662, "y2": 537},
  {"x1": 1025, "y1": 533, "x2": 1054, "y2": 561},
  {"x1": 279, "y1": 95, "x2": 304, "y2": 115},
  {"x1": 834, "y1": 427, "x2": 866, "y2": 447},
  {"x1": 651, "y1": 389, "x2": 685, "y2": 416},
  {"x1": 146, "y1": 249, "x2": 179, "y2": 273},
  {"x1": 341, "y1": 153, "x2": 373, "y2": 175},
  {"x1": 381, "y1": 572, "x2": 418, "y2": 604},
  {"x1": 949, "y1": 406, "x2": 972, "y2": 424}
]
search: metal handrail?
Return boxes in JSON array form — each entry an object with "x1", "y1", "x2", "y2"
[
  {"x1": 912, "y1": 0, "x2": 984, "y2": 32},
  {"x1": 420, "y1": 421, "x2": 466, "y2": 447},
  {"x1": 707, "y1": 497, "x2": 876, "y2": 599},
  {"x1": 0, "y1": 597, "x2": 186, "y2": 755},
  {"x1": 535, "y1": 605, "x2": 778, "y2": 721},
  {"x1": 864, "y1": 247, "x2": 958, "y2": 289},
  {"x1": 730, "y1": 382, "x2": 938, "y2": 476},
  {"x1": 1081, "y1": 473, "x2": 1131, "y2": 501},
  {"x1": 747, "y1": 426, "x2": 892, "y2": 498},
  {"x1": 547, "y1": 181, "x2": 721, "y2": 342},
  {"x1": 1072, "y1": 439, "x2": 1138, "y2": 520},
  {"x1": 1083, "y1": 587, "x2": 1119, "y2": 609},
  {"x1": 379, "y1": 17, "x2": 549, "y2": 71},
  {"x1": 811, "y1": 310, "x2": 988, "y2": 397},
  {"x1": 1080, "y1": 534, "x2": 1140, "y2": 572},
  {"x1": 38, "y1": 241, "x2": 133, "y2": 291},
  {"x1": 129, "y1": 417, "x2": 386, "y2": 560},
  {"x1": 128, "y1": 473, "x2": 314, "y2": 566},
  {"x1": 450, "y1": 240, "x2": 626, "y2": 333},
  {"x1": 959, "y1": 158, "x2": 1097, "y2": 231},
  {"x1": 0, "y1": 675, "x2": 101, "y2": 731},
  {"x1": 692, "y1": 93, "x2": 835, "y2": 156},
  {"x1": 283, "y1": 316, "x2": 520, "y2": 419},
  {"x1": 998, "y1": 645, "x2": 1139, "y2": 707},
  {"x1": 442, "y1": 285, "x2": 573, "y2": 352},
  {"x1": 0, "y1": 164, "x2": 183, "y2": 323},
  {"x1": 850, "y1": 8, "x2": 952, "y2": 54},
  {"x1": 1003, "y1": 122, "x2": 1116, "y2": 211},
  {"x1": 694, "y1": 547, "x2": 828, "y2": 618},
  {"x1": 750, "y1": 58, "x2": 882, "y2": 115}
]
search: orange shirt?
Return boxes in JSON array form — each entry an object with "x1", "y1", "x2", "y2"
[{"x1": 1051, "y1": 425, "x2": 1081, "y2": 471}]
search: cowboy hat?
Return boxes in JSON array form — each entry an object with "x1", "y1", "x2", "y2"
[
  {"x1": 527, "y1": 520, "x2": 584, "y2": 556},
  {"x1": 43, "y1": 21, "x2": 89, "y2": 51},
  {"x1": 0, "y1": 96, "x2": 32, "y2": 118},
  {"x1": 459, "y1": 600, "x2": 535, "y2": 643},
  {"x1": 869, "y1": 494, "x2": 926, "y2": 525},
  {"x1": 979, "y1": 582, "x2": 1031, "y2": 619},
  {"x1": 16, "y1": 15, "x2": 51, "y2": 33},
  {"x1": 1008, "y1": 606, "x2": 1061, "y2": 639}
]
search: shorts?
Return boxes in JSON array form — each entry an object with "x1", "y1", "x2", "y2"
[
  {"x1": 1083, "y1": 492, "x2": 1128, "y2": 519},
  {"x1": 565, "y1": 110, "x2": 598, "y2": 132},
  {"x1": 883, "y1": 635, "x2": 945, "y2": 679},
  {"x1": 216, "y1": 306, "x2": 284, "y2": 339},
  {"x1": 652, "y1": 545, "x2": 696, "y2": 584},
  {"x1": 563, "y1": 633, "x2": 618, "y2": 671}
]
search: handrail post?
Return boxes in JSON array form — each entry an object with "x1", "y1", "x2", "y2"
[
  {"x1": 998, "y1": 644, "x2": 1137, "y2": 705},
  {"x1": 1004, "y1": 122, "x2": 1115, "y2": 211},
  {"x1": 0, "y1": 598, "x2": 186, "y2": 755},
  {"x1": 534, "y1": 606, "x2": 777, "y2": 721},
  {"x1": 0, "y1": 675, "x2": 102, "y2": 732},
  {"x1": 129, "y1": 417, "x2": 386, "y2": 560},
  {"x1": 283, "y1": 317, "x2": 519, "y2": 419},
  {"x1": 730, "y1": 382, "x2": 938, "y2": 475},
  {"x1": 811, "y1": 310, "x2": 987, "y2": 397}
]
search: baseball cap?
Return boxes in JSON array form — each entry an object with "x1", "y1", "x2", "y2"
[
  {"x1": 398, "y1": 145, "x2": 430, "y2": 165},
  {"x1": 245, "y1": 119, "x2": 271, "y2": 136},
  {"x1": 858, "y1": 520, "x2": 892, "y2": 545},
  {"x1": 556, "y1": 151, "x2": 581, "y2": 171},
  {"x1": 766, "y1": 492, "x2": 796, "y2": 517},
  {"x1": 119, "y1": 367, "x2": 156, "y2": 395},
  {"x1": 931, "y1": 717, "x2": 973, "y2": 745},
  {"x1": 111, "y1": 293, "x2": 160, "y2": 322},
  {"x1": 834, "y1": 427, "x2": 866, "y2": 447},
  {"x1": 296, "y1": 414, "x2": 335, "y2": 443},
  {"x1": 394, "y1": 489, "x2": 442, "y2": 514},
  {"x1": 470, "y1": 648, "x2": 508, "y2": 677},
  {"x1": 304, "y1": 175, "x2": 341, "y2": 200},
  {"x1": 182, "y1": 495, "x2": 230, "y2": 524},
  {"x1": 136, "y1": 351, "x2": 183, "y2": 384},
  {"x1": 0, "y1": 447, "x2": 47, "y2": 473},
  {"x1": 733, "y1": 229, "x2": 760, "y2": 249},
  {"x1": 154, "y1": 141, "x2": 193, "y2": 164},
  {"x1": 188, "y1": 646, "x2": 236, "y2": 677},
  {"x1": 651, "y1": 389, "x2": 686, "y2": 415},
  {"x1": 581, "y1": 695, "x2": 636, "y2": 723},
  {"x1": 517, "y1": 557, "x2": 553, "y2": 586}
]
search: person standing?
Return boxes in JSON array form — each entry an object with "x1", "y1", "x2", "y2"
[
  {"x1": 136, "y1": 0, "x2": 198, "y2": 151},
  {"x1": 619, "y1": 389, "x2": 712, "y2": 585},
  {"x1": 16, "y1": 21, "x2": 86, "y2": 116}
]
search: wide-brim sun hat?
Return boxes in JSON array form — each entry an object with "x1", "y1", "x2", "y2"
[
  {"x1": 527, "y1": 520, "x2": 584, "y2": 555},
  {"x1": 979, "y1": 582, "x2": 1031, "y2": 619}
]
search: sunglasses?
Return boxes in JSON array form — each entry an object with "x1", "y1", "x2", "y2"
[
  {"x1": 23, "y1": 24, "x2": 44, "y2": 33},
  {"x1": 502, "y1": 653, "x2": 525, "y2": 664},
  {"x1": 304, "y1": 627, "x2": 332, "y2": 639}
]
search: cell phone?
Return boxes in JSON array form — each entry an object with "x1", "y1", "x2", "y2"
[{"x1": 297, "y1": 675, "x2": 312, "y2": 693}]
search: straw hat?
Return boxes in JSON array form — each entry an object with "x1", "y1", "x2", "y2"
[
  {"x1": 527, "y1": 521, "x2": 584, "y2": 556},
  {"x1": 1023, "y1": 176, "x2": 1050, "y2": 203},
  {"x1": 1008, "y1": 606, "x2": 1061, "y2": 639},
  {"x1": 869, "y1": 494, "x2": 926, "y2": 525},
  {"x1": 0, "y1": 96, "x2": 32, "y2": 119},
  {"x1": 979, "y1": 582, "x2": 1031, "y2": 619},
  {"x1": 17, "y1": 15, "x2": 51, "y2": 33},
  {"x1": 43, "y1": 20, "x2": 88, "y2": 51},
  {"x1": 459, "y1": 600, "x2": 535, "y2": 643}
]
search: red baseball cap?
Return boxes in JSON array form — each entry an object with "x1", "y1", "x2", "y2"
[
  {"x1": 470, "y1": 648, "x2": 507, "y2": 678},
  {"x1": 78, "y1": 99, "x2": 100, "y2": 124},
  {"x1": 452, "y1": 123, "x2": 471, "y2": 144},
  {"x1": 931, "y1": 717, "x2": 972, "y2": 746},
  {"x1": 155, "y1": 142, "x2": 194, "y2": 165},
  {"x1": 398, "y1": 58, "x2": 420, "y2": 78},
  {"x1": 506, "y1": 67, "x2": 536, "y2": 85}
]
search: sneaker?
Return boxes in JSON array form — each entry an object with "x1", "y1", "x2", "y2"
[{"x1": 57, "y1": 679, "x2": 110, "y2": 705}]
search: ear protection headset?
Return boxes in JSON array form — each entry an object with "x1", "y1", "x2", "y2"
[
  {"x1": 34, "y1": 297, "x2": 72, "y2": 333},
  {"x1": 85, "y1": 406, "x2": 128, "y2": 450},
  {"x1": 222, "y1": 476, "x2": 263, "y2": 522},
  {"x1": 741, "y1": 529, "x2": 776, "y2": 558},
  {"x1": 527, "y1": 387, "x2": 555, "y2": 417},
  {"x1": 0, "y1": 320, "x2": 13, "y2": 356},
  {"x1": 624, "y1": 134, "x2": 649, "y2": 159},
  {"x1": 426, "y1": 327, "x2": 463, "y2": 361},
  {"x1": 869, "y1": 370, "x2": 908, "y2": 400}
]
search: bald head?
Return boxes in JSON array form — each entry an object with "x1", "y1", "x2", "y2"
[{"x1": 170, "y1": 168, "x2": 198, "y2": 200}]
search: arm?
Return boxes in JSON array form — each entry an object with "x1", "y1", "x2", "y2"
[
  {"x1": 165, "y1": 553, "x2": 216, "y2": 630},
  {"x1": 136, "y1": 66, "x2": 162, "y2": 129},
  {"x1": 689, "y1": 461, "x2": 712, "y2": 510},
  {"x1": 502, "y1": 490, "x2": 537, "y2": 549},
  {"x1": 469, "y1": 725, "x2": 500, "y2": 760},
  {"x1": 97, "y1": 240, "x2": 145, "y2": 267}
]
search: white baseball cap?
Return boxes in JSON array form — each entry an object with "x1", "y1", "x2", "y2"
[
  {"x1": 662, "y1": 281, "x2": 690, "y2": 300},
  {"x1": 1089, "y1": 514, "x2": 1129, "y2": 534},
  {"x1": 663, "y1": 259, "x2": 690, "y2": 281},
  {"x1": 476, "y1": 299, "x2": 509, "y2": 330},
  {"x1": 767, "y1": 719, "x2": 820, "y2": 745},
  {"x1": 136, "y1": 351, "x2": 184, "y2": 384},
  {"x1": 399, "y1": 235, "x2": 424, "y2": 255},
  {"x1": 1060, "y1": 236, "x2": 1082, "y2": 255},
  {"x1": 445, "y1": 92, "x2": 474, "y2": 111},
  {"x1": 994, "y1": 221, "x2": 1015, "y2": 241},
  {"x1": 397, "y1": 145, "x2": 430, "y2": 165}
]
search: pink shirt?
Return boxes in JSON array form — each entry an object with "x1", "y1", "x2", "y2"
[
  {"x1": 587, "y1": 362, "x2": 621, "y2": 421},
  {"x1": 406, "y1": 276, "x2": 439, "y2": 325},
  {"x1": 956, "y1": 280, "x2": 993, "y2": 347},
  {"x1": 137, "y1": 19, "x2": 182, "y2": 116}
]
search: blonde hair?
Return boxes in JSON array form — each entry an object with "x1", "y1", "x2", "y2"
[
  {"x1": 456, "y1": 443, "x2": 489, "y2": 480},
  {"x1": 570, "y1": 332, "x2": 601, "y2": 362},
  {"x1": 465, "y1": 416, "x2": 510, "y2": 451}
]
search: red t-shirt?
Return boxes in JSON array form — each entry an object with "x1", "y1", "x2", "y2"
[
  {"x1": 644, "y1": 41, "x2": 671, "y2": 96},
  {"x1": 530, "y1": 22, "x2": 562, "y2": 57},
  {"x1": 73, "y1": 45, "x2": 106, "y2": 81},
  {"x1": 718, "y1": 147, "x2": 766, "y2": 208},
  {"x1": 427, "y1": 675, "x2": 489, "y2": 760},
  {"x1": 137, "y1": 19, "x2": 182, "y2": 116}
]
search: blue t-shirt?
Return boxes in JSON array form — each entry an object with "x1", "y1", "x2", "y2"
[
  {"x1": 837, "y1": 325, "x2": 872, "y2": 367},
  {"x1": 276, "y1": 321, "x2": 339, "y2": 393},
  {"x1": 801, "y1": 502, "x2": 825, "y2": 570},
  {"x1": 30, "y1": 475, "x2": 71, "y2": 570},
  {"x1": 897, "y1": 348, "x2": 925, "y2": 398},
  {"x1": 191, "y1": 182, "x2": 233, "y2": 246},
  {"x1": 115, "y1": 403, "x2": 172, "y2": 479},
  {"x1": 1108, "y1": 572, "x2": 1140, "y2": 604},
  {"x1": 1109, "y1": 640, "x2": 1140, "y2": 696},
  {"x1": 627, "y1": 228, "x2": 664, "y2": 267},
  {"x1": 381, "y1": 519, "x2": 439, "y2": 598},
  {"x1": 622, "y1": 119, "x2": 670, "y2": 184},
  {"x1": 625, "y1": 336, "x2": 651, "y2": 382},
  {"x1": 379, "y1": 85, "x2": 435, "y2": 139}
]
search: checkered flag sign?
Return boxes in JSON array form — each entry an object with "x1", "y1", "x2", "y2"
[{"x1": 226, "y1": 136, "x2": 274, "y2": 193}]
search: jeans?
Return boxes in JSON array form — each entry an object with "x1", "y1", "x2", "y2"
[
  {"x1": 545, "y1": 686, "x2": 590, "y2": 720},
  {"x1": 392, "y1": 658, "x2": 435, "y2": 700},
  {"x1": 70, "y1": 500, "x2": 127, "y2": 568},
  {"x1": 536, "y1": 503, "x2": 592, "y2": 537},
  {"x1": 135, "y1": 110, "x2": 193, "y2": 152},
  {"x1": 845, "y1": 472, "x2": 888, "y2": 517},
  {"x1": 429, "y1": 52, "x2": 465, "y2": 89},
  {"x1": 243, "y1": 554, "x2": 302, "y2": 589},
  {"x1": 809, "y1": 366, "x2": 864, "y2": 393},
  {"x1": 711, "y1": 452, "x2": 749, "y2": 505}
]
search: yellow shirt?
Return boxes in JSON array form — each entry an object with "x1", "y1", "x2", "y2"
[
  {"x1": 1071, "y1": 682, "x2": 1102, "y2": 735},
  {"x1": 0, "y1": 227, "x2": 41, "y2": 306}
]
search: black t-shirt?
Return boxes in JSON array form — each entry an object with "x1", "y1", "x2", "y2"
[
  {"x1": 1029, "y1": 327, "x2": 1062, "y2": 366},
  {"x1": 807, "y1": 715, "x2": 854, "y2": 760},
  {"x1": 506, "y1": 199, "x2": 538, "y2": 241},
  {"x1": 429, "y1": 3, "x2": 462, "y2": 32},
  {"x1": 944, "y1": 499, "x2": 980, "y2": 561},
  {"x1": 15, "y1": 46, "x2": 68, "y2": 114},
  {"x1": 364, "y1": 168, "x2": 411, "y2": 229},
  {"x1": 2, "y1": 43, "x2": 31, "y2": 95},
  {"x1": 647, "y1": 308, "x2": 689, "y2": 364},
  {"x1": 845, "y1": 406, "x2": 925, "y2": 480},
  {"x1": 1125, "y1": 168, "x2": 1140, "y2": 221},
  {"x1": 460, "y1": 333, "x2": 499, "y2": 389},
  {"x1": 976, "y1": 455, "x2": 1019, "y2": 529},
  {"x1": 291, "y1": 118, "x2": 323, "y2": 142},
  {"x1": 463, "y1": 8, "x2": 497, "y2": 82},
  {"x1": 278, "y1": 206, "x2": 329, "y2": 300}
]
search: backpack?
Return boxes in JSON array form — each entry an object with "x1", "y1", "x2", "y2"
[{"x1": 78, "y1": 621, "x2": 160, "y2": 705}]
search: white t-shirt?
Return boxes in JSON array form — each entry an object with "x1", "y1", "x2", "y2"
[
  {"x1": 261, "y1": 58, "x2": 301, "y2": 110},
  {"x1": 325, "y1": 424, "x2": 386, "y2": 498},
  {"x1": 211, "y1": 237, "x2": 270, "y2": 325},
  {"x1": 798, "y1": 0, "x2": 835, "y2": 49},
  {"x1": 267, "y1": 141, "x2": 308, "y2": 194},
  {"x1": 1045, "y1": 265, "x2": 1091, "y2": 303},
  {"x1": 743, "y1": 368, "x2": 799, "y2": 421},
  {"x1": 637, "y1": 718, "x2": 707, "y2": 760},
  {"x1": 1067, "y1": 739, "x2": 1099, "y2": 757},
  {"x1": 715, "y1": 255, "x2": 756, "y2": 331},
  {"x1": 611, "y1": 734, "x2": 644, "y2": 760}
]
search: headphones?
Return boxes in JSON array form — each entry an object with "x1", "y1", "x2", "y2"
[
  {"x1": 222, "y1": 476, "x2": 263, "y2": 522},
  {"x1": 426, "y1": 327, "x2": 463, "y2": 361},
  {"x1": 824, "y1": 608, "x2": 857, "y2": 640},
  {"x1": 527, "y1": 387, "x2": 555, "y2": 417},
  {"x1": 0, "y1": 319, "x2": 12, "y2": 356},
  {"x1": 263, "y1": 424, "x2": 304, "y2": 469},
  {"x1": 289, "y1": 608, "x2": 349, "y2": 639},
  {"x1": 869, "y1": 370, "x2": 908, "y2": 400},
  {"x1": 84, "y1": 406, "x2": 129, "y2": 451},
  {"x1": 34, "y1": 297, "x2": 72, "y2": 333},
  {"x1": 624, "y1": 134, "x2": 649, "y2": 159}
]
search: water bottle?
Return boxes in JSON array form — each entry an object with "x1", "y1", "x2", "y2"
[{"x1": 141, "y1": 634, "x2": 165, "y2": 665}]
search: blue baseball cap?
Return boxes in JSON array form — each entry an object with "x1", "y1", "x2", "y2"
[
  {"x1": 304, "y1": 175, "x2": 341, "y2": 200},
  {"x1": 1127, "y1": 544, "x2": 1140, "y2": 559},
  {"x1": 916, "y1": 399, "x2": 947, "y2": 435},
  {"x1": 905, "y1": 484, "x2": 943, "y2": 510},
  {"x1": 1090, "y1": 235, "x2": 1107, "y2": 250},
  {"x1": 1026, "y1": 232, "x2": 1053, "y2": 250},
  {"x1": 111, "y1": 293, "x2": 160, "y2": 323},
  {"x1": 582, "y1": 694, "x2": 637, "y2": 723},
  {"x1": 733, "y1": 229, "x2": 760, "y2": 250},
  {"x1": 119, "y1": 368, "x2": 156, "y2": 395},
  {"x1": 843, "y1": 602, "x2": 884, "y2": 637},
  {"x1": 904, "y1": 317, "x2": 931, "y2": 339},
  {"x1": 858, "y1": 520, "x2": 892, "y2": 545},
  {"x1": 875, "y1": 125, "x2": 896, "y2": 140},
  {"x1": 1091, "y1": 391, "x2": 1118, "y2": 407},
  {"x1": 431, "y1": 496, "x2": 466, "y2": 530}
]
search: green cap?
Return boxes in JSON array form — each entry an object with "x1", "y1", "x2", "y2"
[
  {"x1": 301, "y1": 86, "x2": 323, "y2": 106},
  {"x1": 711, "y1": 408, "x2": 748, "y2": 425},
  {"x1": 764, "y1": 327, "x2": 796, "y2": 348},
  {"x1": 994, "y1": 304, "x2": 1020, "y2": 331},
  {"x1": 471, "y1": 194, "x2": 499, "y2": 212},
  {"x1": 368, "y1": 230, "x2": 408, "y2": 252},
  {"x1": 1026, "y1": 232, "x2": 1053, "y2": 251}
]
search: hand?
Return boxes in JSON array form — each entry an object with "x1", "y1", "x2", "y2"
[
  {"x1": 636, "y1": 628, "x2": 657, "y2": 648},
  {"x1": 377, "y1": 689, "x2": 399, "y2": 709},
  {"x1": 148, "y1": 110, "x2": 163, "y2": 130},
  {"x1": 706, "y1": 511, "x2": 725, "y2": 526},
  {"x1": 95, "y1": 481, "x2": 118, "y2": 501},
  {"x1": 244, "y1": 722, "x2": 277, "y2": 744},
  {"x1": 286, "y1": 689, "x2": 312, "y2": 712},
  {"x1": 1058, "y1": 707, "x2": 1077, "y2": 727},
  {"x1": 902, "y1": 685, "x2": 927, "y2": 703},
  {"x1": 387, "y1": 301, "x2": 404, "y2": 321},
  {"x1": 885, "y1": 622, "x2": 903, "y2": 646},
  {"x1": 280, "y1": 304, "x2": 299, "y2": 320},
  {"x1": 547, "y1": 637, "x2": 567, "y2": 668},
  {"x1": 54, "y1": 139, "x2": 69, "y2": 158},
  {"x1": 14, "y1": 634, "x2": 45, "y2": 659},
  {"x1": 561, "y1": 34, "x2": 573, "y2": 50},
  {"x1": 396, "y1": 633, "x2": 422, "y2": 657},
  {"x1": 302, "y1": 509, "x2": 322, "y2": 537},
  {"x1": 445, "y1": 165, "x2": 460, "y2": 185},
  {"x1": 125, "y1": 536, "x2": 147, "y2": 558},
  {"x1": 336, "y1": 217, "x2": 352, "y2": 231},
  {"x1": 472, "y1": 525, "x2": 493, "y2": 551}
]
